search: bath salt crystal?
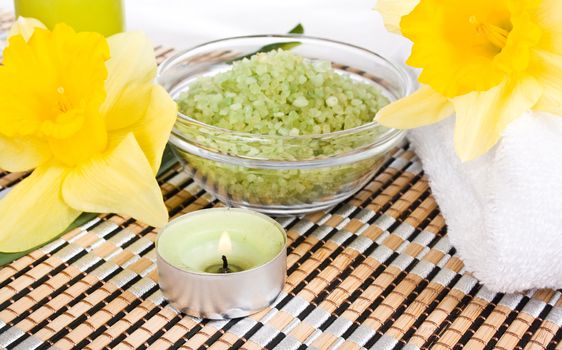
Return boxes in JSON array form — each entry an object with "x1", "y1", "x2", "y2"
[{"x1": 177, "y1": 49, "x2": 389, "y2": 136}]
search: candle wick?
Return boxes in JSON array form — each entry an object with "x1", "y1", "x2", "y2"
[{"x1": 221, "y1": 255, "x2": 229, "y2": 273}]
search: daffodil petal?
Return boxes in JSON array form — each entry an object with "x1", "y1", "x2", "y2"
[
  {"x1": 375, "y1": 0, "x2": 419, "y2": 34},
  {"x1": 400, "y1": 0, "x2": 508, "y2": 97},
  {"x1": 48, "y1": 107, "x2": 108, "y2": 167},
  {"x1": 8, "y1": 16, "x2": 46, "y2": 41},
  {"x1": 0, "y1": 134, "x2": 50, "y2": 172},
  {"x1": 536, "y1": 0, "x2": 562, "y2": 54},
  {"x1": 0, "y1": 166, "x2": 80, "y2": 252},
  {"x1": 62, "y1": 133, "x2": 168, "y2": 227},
  {"x1": 452, "y1": 77, "x2": 543, "y2": 161},
  {"x1": 375, "y1": 85, "x2": 453, "y2": 128},
  {"x1": 1, "y1": 23, "x2": 110, "y2": 166},
  {"x1": 531, "y1": 50, "x2": 562, "y2": 114},
  {"x1": 129, "y1": 85, "x2": 177, "y2": 174},
  {"x1": 101, "y1": 31, "x2": 157, "y2": 131}
]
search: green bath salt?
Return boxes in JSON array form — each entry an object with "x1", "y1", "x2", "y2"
[
  {"x1": 177, "y1": 49, "x2": 389, "y2": 137},
  {"x1": 174, "y1": 49, "x2": 393, "y2": 207}
]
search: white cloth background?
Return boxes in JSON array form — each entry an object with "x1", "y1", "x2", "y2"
[{"x1": 0, "y1": 0, "x2": 411, "y2": 60}]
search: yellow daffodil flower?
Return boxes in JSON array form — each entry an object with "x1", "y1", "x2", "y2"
[
  {"x1": 0, "y1": 18, "x2": 177, "y2": 252},
  {"x1": 375, "y1": 0, "x2": 562, "y2": 160}
]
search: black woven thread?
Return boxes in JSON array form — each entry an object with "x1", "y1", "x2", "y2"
[
  {"x1": 485, "y1": 296, "x2": 529, "y2": 349},
  {"x1": 39, "y1": 275, "x2": 144, "y2": 349},
  {"x1": 162, "y1": 177, "x2": 194, "y2": 201},
  {"x1": 105, "y1": 296, "x2": 167, "y2": 349},
  {"x1": 25, "y1": 230, "x2": 156, "y2": 348},
  {"x1": 0, "y1": 214, "x2": 115, "y2": 290},
  {"x1": 0, "y1": 249, "x2": 88, "y2": 313},
  {"x1": 393, "y1": 272, "x2": 463, "y2": 349},
  {"x1": 370, "y1": 243, "x2": 451, "y2": 342},
  {"x1": 259, "y1": 187, "x2": 433, "y2": 349},
  {"x1": 76, "y1": 284, "x2": 161, "y2": 349},
  {"x1": 3, "y1": 219, "x2": 154, "y2": 347},
  {"x1": 514, "y1": 303, "x2": 553, "y2": 350},
  {"x1": 2, "y1": 258, "x2": 105, "y2": 340},
  {"x1": 138, "y1": 313, "x2": 183, "y2": 350},
  {"x1": 423, "y1": 282, "x2": 483, "y2": 349},
  {"x1": 454, "y1": 294, "x2": 504, "y2": 349},
  {"x1": 168, "y1": 322, "x2": 207, "y2": 350},
  {"x1": 546, "y1": 326, "x2": 562, "y2": 350},
  {"x1": 167, "y1": 187, "x2": 207, "y2": 217},
  {"x1": 361, "y1": 245, "x2": 456, "y2": 348}
]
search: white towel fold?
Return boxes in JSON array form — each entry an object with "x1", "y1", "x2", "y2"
[{"x1": 408, "y1": 112, "x2": 562, "y2": 293}]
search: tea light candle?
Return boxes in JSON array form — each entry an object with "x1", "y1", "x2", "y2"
[{"x1": 156, "y1": 208, "x2": 287, "y2": 319}]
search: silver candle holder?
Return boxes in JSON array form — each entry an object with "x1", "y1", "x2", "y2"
[{"x1": 156, "y1": 208, "x2": 287, "y2": 319}]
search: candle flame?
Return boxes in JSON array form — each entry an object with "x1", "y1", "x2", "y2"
[{"x1": 218, "y1": 231, "x2": 232, "y2": 255}]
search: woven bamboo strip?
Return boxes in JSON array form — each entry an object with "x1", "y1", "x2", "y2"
[
  {"x1": 523, "y1": 297, "x2": 562, "y2": 350},
  {"x1": 364, "y1": 165, "x2": 419, "y2": 213},
  {"x1": 329, "y1": 216, "x2": 449, "y2": 349},
  {"x1": 77, "y1": 265, "x2": 199, "y2": 347},
  {"x1": 196, "y1": 152, "x2": 422, "y2": 350},
  {"x1": 0, "y1": 171, "x2": 27, "y2": 188},
  {"x1": 347, "y1": 148, "x2": 416, "y2": 208},
  {"x1": 41, "y1": 227, "x2": 186, "y2": 347},
  {"x1": 494, "y1": 291, "x2": 559, "y2": 350},
  {"x1": 431, "y1": 289, "x2": 500, "y2": 349},
  {"x1": 240, "y1": 177, "x2": 431, "y2": 349},
  {"x1": 0, "y1": 140, "x2": 558, "y2": 350},
  {"x1": 3, "y1": 221, "x2": 155, "y2": 346},
  {"x1": 0, "y1": 215, "x2": 126, "y2": 308},
  {"x1": 309, "y1": 225, "x2": 447, "y2": 348},
  {"x1": 0, "y1": 250, "x2": 44, "y2": 287},
  {"x1": 51, "y1": 262, "x2": 160, "y2": 349},
  {"x1": 92, "y1": 304, "x2": 175, "y2": 350},
  {"x1": 29, "y1": 249, "x2": 151, "y2": 345},
  {"x1": 0, "y1": 214, "x2": 113, "y2": 286},
  {"x1": 405, "y1": 274, "x2": 479, "y2": 348},
  {"x1": 383, "y1": 254, "x2": 464, "y2": 343},
  {"x1": 286, "y1": 150, "x2": 417, "y2": 270}
]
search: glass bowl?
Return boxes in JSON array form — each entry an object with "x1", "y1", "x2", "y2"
[{"x1": 158, "y1": 35, "x2": 414, "y2": 215}]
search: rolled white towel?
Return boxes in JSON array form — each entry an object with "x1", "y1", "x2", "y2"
[{"x1": 408, "y1": 112, "x2": 562, "y2": 293}]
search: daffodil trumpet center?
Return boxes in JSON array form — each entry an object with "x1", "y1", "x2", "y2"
[
  {"x1": 469, "y1": 15, "x2": 509, "y2": 50},
  {"x1": 39, "y1": 85, "x2": 86, "y2": 140},
  {"x1": 56, "y1": 86, "x2": 70, "y2": 112},
  {"x1": 398, "y1": 0, "x2": 542, "y2": 97}
]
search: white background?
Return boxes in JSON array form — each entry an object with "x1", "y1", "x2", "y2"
[{"x1": 0, "y1": 0, "x2": 411, "y2": 61}]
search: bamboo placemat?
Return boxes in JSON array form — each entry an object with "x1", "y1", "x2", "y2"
[{"x1": 0, "y1": 11, "x2": 561, "y2": 350}]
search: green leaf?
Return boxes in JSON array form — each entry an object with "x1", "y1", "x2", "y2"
[
  {"x1": 157, "y1": 143, "x2": 179, "y2": 177},
  {"x1": 233, "y1": 23, "x2": 305, "y2": 62},
  {"x1": 288, "y1": 23, "x2": 304, "y2": 34},
  {"x1": 0, "y1": 251, "x2": 28, "y2": 267}
]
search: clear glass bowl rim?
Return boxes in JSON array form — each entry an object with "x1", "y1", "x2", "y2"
[{"x1": 158, "y1": 34, "x2": 415, "y2": 146}]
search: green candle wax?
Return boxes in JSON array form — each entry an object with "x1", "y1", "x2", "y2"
[
  {"x1": 157, "y1": 209, "x2": 286, "y2": 274},
  {"x1": 14, "y1": 0, "x2": 124, "y2": 36}
]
